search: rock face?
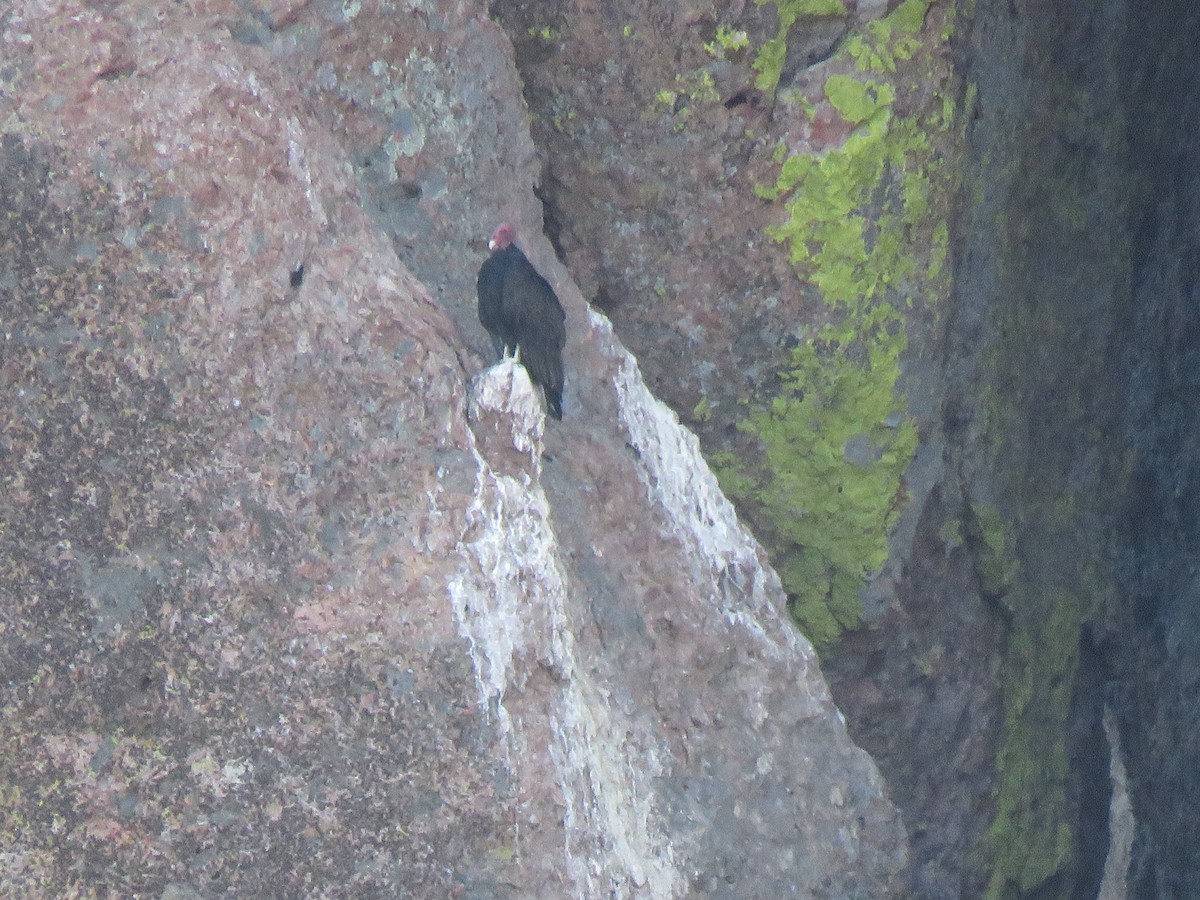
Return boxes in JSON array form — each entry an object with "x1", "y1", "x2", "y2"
[
  {"x1": 1107, "y1": 3, "x2": 1200, "y2": 894},
  {"x1": 488, "y1": 0, "x2": 975, "y2": 893},
  {"x1": 0, "y1": 2, "x2": 905, "y2": 897},
  {"x1": 940, "y1": 2, "x2": 1132, "y2": 894},
  {"x1": 486, "y1": 0, "x2": 1200, "y2": 896},
  {"x1": 946, "y1": 1, "x2": 1200, "y2": 896}
]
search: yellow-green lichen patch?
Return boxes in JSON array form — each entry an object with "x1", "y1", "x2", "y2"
[
  {"x1": 719, "y1": 0, "x2": 956, "y2": 651},
  {"x1": 984, "y1": 595, "x2": 1080, "y2": 898},
  {"x1": 973, "y1": 220, "x2": 1127, "y2": 894},
  {"x1": 754, "y1": 37, "x2": 789, "y2": 93},
  {"x1": 823, "y1": 74, "x2": 896, "y2": 124},
  {"x1": 965, "y1": 500, "x2": 1020, "y2": 600},
  {"x1": 982, "y1": 541, "x2": 1112, "y2": 899},
  {"x1": 963, "y1": 59, "x2": 1129, "y2": 883},
  {"x1": 656, "y1": 57, "x2": 724, "y2": 126},
  {"x1": 791, "y1": 0, "x2": 849, "y2": 14},
  {"x1": 734, "y1": 330, "x2": 918, "y2": 649},
  {"x1": 705, "y1": 26, "x2": 751, "y2": 59},
  {"x1": 752, "y1": 0, "x2": 851, "y2": 92},
  {"x1": 845, "y1": 0, "x2": 930, "y2": 72}
]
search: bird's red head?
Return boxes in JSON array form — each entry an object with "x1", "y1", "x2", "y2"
[{"x1": 489, "y1": 222, "x2": 516, "y2": 251}]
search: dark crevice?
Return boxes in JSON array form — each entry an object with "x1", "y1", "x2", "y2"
[
  {"x1": 532, "y1": 180, "x2": 567, "y2": 265},
  {"x1": 1069, "y1": 627, "x2": 1114, "y2": 900},
  {"x1": 1111, "y1": 1, "x2": 1200, "y2": 896}
]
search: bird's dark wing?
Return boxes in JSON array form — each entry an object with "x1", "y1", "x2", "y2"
[
  {"x1": 477, "y1": 252, "x2": 511, "y2": 359},
  {"x1": 500, "y1": 253, "x2": 565, "y2": 352},
  {"x1": 501, "y1": 251, "x2": 566, "y2": 417},
  {"x1": 477, "y1": 244, "x2": 567, "y2": 418}
]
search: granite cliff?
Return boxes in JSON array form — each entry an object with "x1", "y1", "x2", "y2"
[
  {"x1": 4, "y1": 0, "x2": 1199, "y2": 897},
  {"x1": 0, "y1": 2, "x2": 903, "y2": 896},
  {"x1": 493, "y1": 0, "x2": 1200, "y2": 896}
]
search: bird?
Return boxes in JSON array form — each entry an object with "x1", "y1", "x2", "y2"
[{"x1": 476, "y1": 222, "x2": 567, "y2": 419}]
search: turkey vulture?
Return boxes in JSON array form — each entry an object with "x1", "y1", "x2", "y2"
[{"x1": 476, "y1": 222, "x2": 567, "y2": 419}]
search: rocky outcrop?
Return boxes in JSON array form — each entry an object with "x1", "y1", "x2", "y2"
[
  {"x1": 494, "y1": 0, "x2": 960, "y2": 655},
  {"x1": 0, "y1": 2, "x2": 904, "y2": 896},
  {"x1": 491, "y1": 0, "x2": 1200, "y2": 896},
  {"x1": 1107, "y1": 2, "x2": 1200, "y2": 894},
  {"x1": 490, "y1": 0, "x2": 977, "y2": 893},
  {"x1": 944, "y1": 1, "x2": 1200, "y2": 896}
]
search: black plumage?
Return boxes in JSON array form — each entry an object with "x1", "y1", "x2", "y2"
[{"x1": 476, "y1": 223, "x2": 567, "y2": 419}]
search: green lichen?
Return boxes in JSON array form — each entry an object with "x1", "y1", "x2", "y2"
[
  {"x1": 752, "y1": 0, "x2": 850, "y2": 92},
  {"x1": 705, "y1": 26, "x2": 750, "y2": 58},
  {"x1": 719, "y1": 0, "x2": 952, "y2": 651},
  {"x1": 967, "y1": 69, "x2": 1128, "y2": 886},
  {"x1": 976, "y1": 307, "x2": 1123, "y2": 895},
  {"x1": 730, "y1": 334, "x2": 917, "y2": 649},
  {"x1": 984, "y1": 566, "x2": 1106, "y2": 898},
  {"x1": 657, "y1": 64, "x2": 722, "y2": 122},
  {"x1": 790, "y1": 0, "x2": 848, "y2": 14},
  {"x1": 710, "y1": 450, "x2": 758, "y2": 499},
  {"x1": 823, "y1": 75, "x2": 895, "y2": 123},
  {"x1": 985, "y1": 620, "x2": 1076, "y2": 898},
  {"x1": 762, "y1": 109, "x2": 930, "y2": 303},
  {"x1": 888, "y1": 0, "x2": 931, "y2": 32},
  {"x1": 844, "y1": 0, "x2": 929, "y2": 72},
  {"x1": 966, "y1": 500, "x2": 1019, "y2": 599},
  {"x1": 753, "y1": 0, "x2": 927, "y2": 89},
  {"x1": 753, "y1": 36, "x2": 789, "y2": 92},
  {"x1": 676, "y1": 70, "x2": 720, "y2": 104}
]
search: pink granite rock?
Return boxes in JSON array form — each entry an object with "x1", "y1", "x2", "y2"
[{"x1": 0, "y1": 2, "x2": 905, "y2": 896}]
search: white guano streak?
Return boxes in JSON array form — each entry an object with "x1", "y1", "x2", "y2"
[
  {"x1": 593, "y1": 308, "x2": 809, "y2": 665},
  {"x1": 449, "y1": 364, "x2": 679, "y2": 898}
]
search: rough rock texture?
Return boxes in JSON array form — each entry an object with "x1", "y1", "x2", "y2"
[
  {"x1": 0, "y1": 2, "x2": 905, "y2": 897},
  {"x1": 490, "y1": 0, "x2": 1200, "y2": 897},
  {"x1": 11, "y1": 1, "x2": 1200, "y2": 896},
  {"x1": 489, "y1": 0, "x2": 977, "y2": 894},
  {"x1": 862, "y1": 0, "x2": 1200, "y2": 897},
  {"x1": 946, "y1": 1, "x2": 1200, "y2": 897},
  {"x1": 942, "y1": 2, "x2": 1131, "y2": 894},
  {"x1": 493, "y1": 0, "x2": 959, "y2": 651},
  {"x1": 1107, "y1": 2, "x2": 1200, "y2": 894}
]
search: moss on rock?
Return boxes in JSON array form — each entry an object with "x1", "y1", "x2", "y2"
[
  {"x1": 719, "y1": 0, "x2": 953, "y2": 652},
  {"x1": 958, "y1": 5, "x2": 1130, "y2": 883},
  {"x1": 753, "y1": 0, "x2": 851, "y2": 92},
  {"x1": 965, "y1": 500, "x2": 1020, "y2": 601},
  {"x1": 984, "y1": 585, "x2": 1087, "y2": 898}
]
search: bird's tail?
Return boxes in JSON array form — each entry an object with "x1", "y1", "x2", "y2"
[{"x1": 545, "y1": 385, "x2": 563, "y2": 420}]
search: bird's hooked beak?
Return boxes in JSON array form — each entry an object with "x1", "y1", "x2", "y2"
[{"x1": 488, "y1": 238, "x2": 498, "y2": 251}]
